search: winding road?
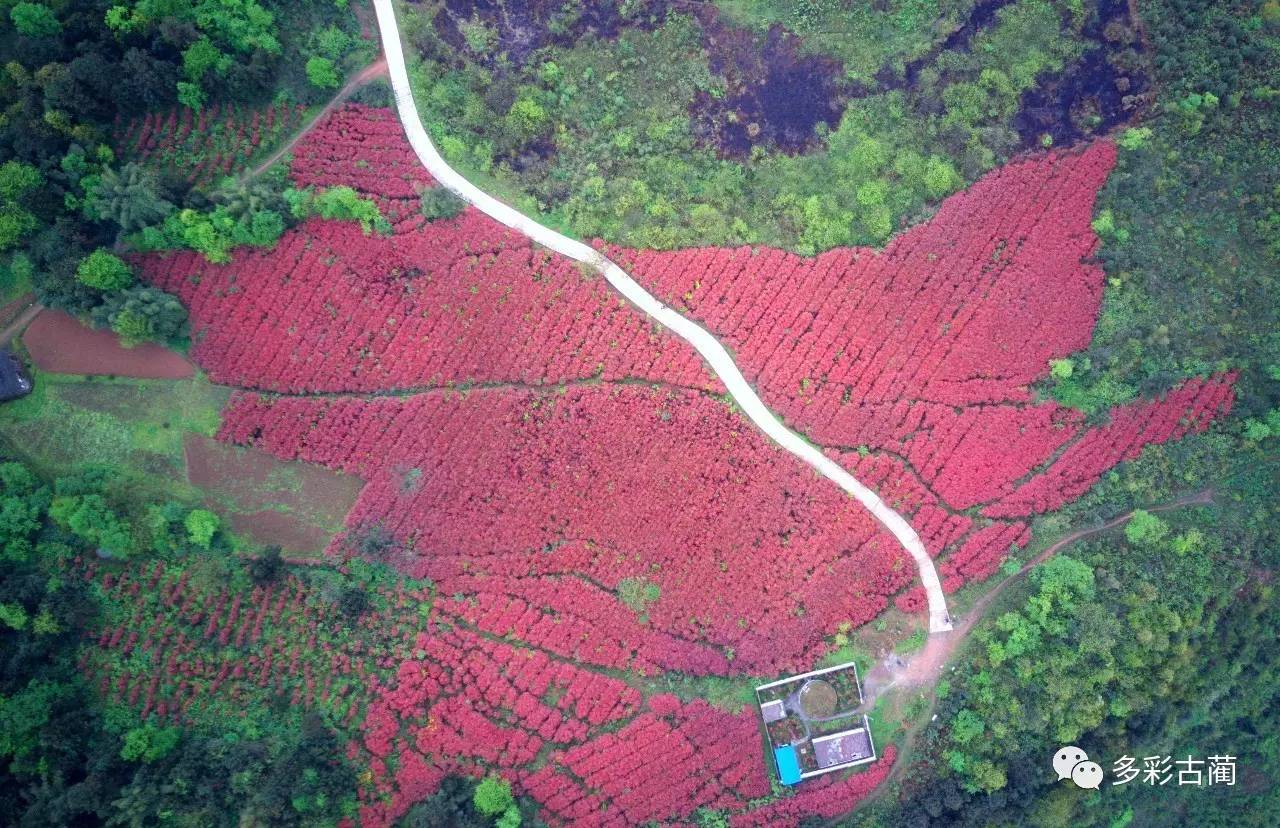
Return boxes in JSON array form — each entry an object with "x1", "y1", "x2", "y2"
[{"x1": 370, "y1": 0, "x2": 953, "y2": 633}]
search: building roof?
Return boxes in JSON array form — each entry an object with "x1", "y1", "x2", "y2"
[
  {"x1": 773, "y1": 745, "x2": 802, "y2": 785},
  {"x1": 760, "y1": 699, "x2": 786, "y2": 723},
  {"x1": 812, "y1": 728, "x2": 873, "y2": 769}
]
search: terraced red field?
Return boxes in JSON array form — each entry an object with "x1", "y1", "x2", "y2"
[{"x1": 129, "y1": 105, "x2": 1237, "y2": 825}]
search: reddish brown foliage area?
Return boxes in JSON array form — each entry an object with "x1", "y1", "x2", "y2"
[{"x1": 124, "y1": 107, "x2": 1239, "y2": 824}]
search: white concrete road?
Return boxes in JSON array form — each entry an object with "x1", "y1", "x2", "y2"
[{"x1": 371, "y1": 0, "x2": 952, "y2": 634}]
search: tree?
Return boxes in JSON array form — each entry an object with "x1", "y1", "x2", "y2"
[
  {"x1": 306, "y1": 56, "x2": 340, "y2": 90},
  {"x1": 75, "y1": 249, "x2": 134, "y2": 291},
  {"x1": 337, "y1": 585, "x2": 370, "y2": 618},
  {"x1": 184, "y1": 509, "x2": 219, "y2": 549},
  {"x1": 10, "y1": 3, "x2": 61, "y2": 38},
  {"x1": 1124, "y1": 509, "x2": 1169, "y2": 546},
  {"x1": 924, "y1": 155, "x2": 963, "y2": 199},
  {"x1": 951, "y1": 709, "x2": 985, "y2": 744},
  {"x1": 0, "y1": 160, "x2": 42, "y2": 252},
  {"x1": 89, "y1": 285, "x2": 188, "y2": 346},
  {"x1": 308, "y1": 186, "x2": 390, "y2": 234},
  {"x1": 250, "y1": 545, "x2": 285, "y2": 585},
  {"x1": 0, "y1": 461, "x2": 49, "y2": 563},
  {"x1": 118, "y1": 48, "x2": 179, "y2": 111},
  {"x1": 87, "y1": 163, "x2": 176, "y2": 233},
  {"x1": 504, "y1": 91, "x2": 548, "y2": 143},
  {"x1": 182, "y1": 38, "x2": 230, "y2": 85},
  {"x1": 48, "y1": 494, "x2": 136, "y2": 558},
  {"x1": 473, "y1": 775, "x2": 514, "y2": 817},
  {"x1": 120, "y1": 722, "x2": 180, "y2": 763},
  {"x1": 177, "y1": 81, "x2": 206, "y2": 110},
  {"x1": 420, "y1": 187, "x2": 466, "y2": 221}
]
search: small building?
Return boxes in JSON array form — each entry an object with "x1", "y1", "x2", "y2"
[
  {"x1": 0, "y1": 349, "x2": 31, "y2": 402},
  {"x1": 755, "y1": 660, "x2": 877, "y2": 785},
  {"x1": 813, "y1": 728, "x2": 874, "y2": 769},
  {"x1": 773, "y1": 745, "x2": 802, "y2": 786}
]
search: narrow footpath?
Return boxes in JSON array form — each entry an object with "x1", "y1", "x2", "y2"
[{"x1": 371, "y1": 0, "x2": 953, "y2": 632}]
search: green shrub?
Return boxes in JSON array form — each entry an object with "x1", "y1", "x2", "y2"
[
  {"x1": 90, "y1": 285, "x2": 188, "y2": 346},
  {"x1": 1124, "y1": 510, "x2": 1169, "y2": 546},
  {"x1": 617, "y1": 577, "x2": 661, "y2": 613},
  {"x1": 184, "y1": 509, "x2": 219, "y2": 550},
  {"x1": 306, "y1": 186, "x2": 391, "y2": 234},
  {"x1": 75, "y1": 250, "x2": 134, "y2": 291},
  {"x1": 10, "y1": 3, "x2": 60, "y2": 38},
  {"x1": 306, "y1": 56, "x2": 340, "y2": 90},
  {"x1": 473, "y1": 775, "x2": 514, "y2": 817},
  {"x1": 419, "y1": 187, "x2": 466, "y2": 221},
  {"x1": 120, "y1": 723, "x2": 180, "y2": 763}
]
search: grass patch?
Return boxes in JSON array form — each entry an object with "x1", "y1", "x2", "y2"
[
  {"x1": 640, "y1": 671, "x2": 759, "y2": 713},
  {"x1": 897, "y1": 627, "x2": 928, "y2": 655},
  {"x1": 0, "y1": 369, "x2": 228, "y2": 500},
  {"x1": 617, "y1": 576, "x2": 661, "y2": 613}
]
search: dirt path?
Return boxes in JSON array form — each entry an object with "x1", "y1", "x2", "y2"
[
  {"x1": 886, "y1": 488, "x2": 1214, "y2": 691},
  {"x1": 845, "y1": 490, "x2": 1216, "y2": 813},
  {"x1": 0, "y1": 302, "x2": 42, "y2": 347},
  {"x1": 243, "y1": 58, "x2": 389, "y2": 182}
]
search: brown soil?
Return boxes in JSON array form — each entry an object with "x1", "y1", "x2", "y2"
[
  {"x1": 0, "y1": 304, "x2": 41, "y2": 348},
  {"x1": 184, "y1": 434, "x2": 365, "y2": 556},
  {"x1": 22, "y1": 309, "x2": 193, "y2": 378},
  {"x1": 691, "y1": 11, "x2": 849, "y2": 159},
  {"x1": 0, "y1": 293, "x2": 37, "y2": 331},
  {"x1": 226, "y1": 510, "x2": 338, "y2": 556}
]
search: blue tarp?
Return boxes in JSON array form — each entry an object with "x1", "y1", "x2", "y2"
[{"x1": 774, "y1": 745, "x2": 802, "y2": 785}]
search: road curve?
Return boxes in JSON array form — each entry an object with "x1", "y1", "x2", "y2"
[{"x1": 371, "y1": 0, "x2": 952, "y2": 634}]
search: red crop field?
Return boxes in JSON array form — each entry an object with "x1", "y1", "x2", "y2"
[
  {"x1": 288, "y1": 103, "x2": 436, "y2": 227},
  {"x1": 139, "y1": 211, "x2": 718, "y2": 396},
  {"x1": 125, "y1": 105, "x2": 1239, "y2": 825},
  {"x1": 73, "y1": 551, "x2": 894, "y2": 827},
  {"x1": 218, "y1": 384, "x2": 915, "y2": 676}
]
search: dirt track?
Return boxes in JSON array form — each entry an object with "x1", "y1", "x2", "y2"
[
  {"x1": 244, "y1": 58, "x2": 389, "y2": 181},
  {"x1": 844, "y1": 490, "x2": 1217, "y2": 815},
  {"x1": 886, "y1": 489, "x2": 1215, "y2": 690}
]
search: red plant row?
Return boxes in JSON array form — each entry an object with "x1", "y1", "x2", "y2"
[
  {"x1": 138, "y1": 209, "x2": 719, "y2": 395},
  {"x1": 115, "y1": 101, "x2": 304, "y2": 184},
  {"x1": 434, "y1": 572, "x2": 732, "y2": 675},
  {"x1": 289, "y1": 104, "x2": 436, "y2": 226},
  {"x1": 730, "y1": 745, "x2": 896, "y2": 827},
  {"x1": 217, "y1": 384, "x2": 916, "y2": 675},
  {"x1": 983, "y1": 373, "x2": 1236, "y2": 517},
  {"x1": 606, "y1": 142, "x2": 1128, "y2": 512}
]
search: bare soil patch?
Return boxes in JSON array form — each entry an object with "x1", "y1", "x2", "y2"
[
  {"x1": 22, "y1": 310, "x2": 193, "y2": 379},
  {"x1": 226, "y1": 510, "x2": 338, "y2": 556},
  {"x1": 184, "y1": 434, "x2": 364, "y2": 556}
]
